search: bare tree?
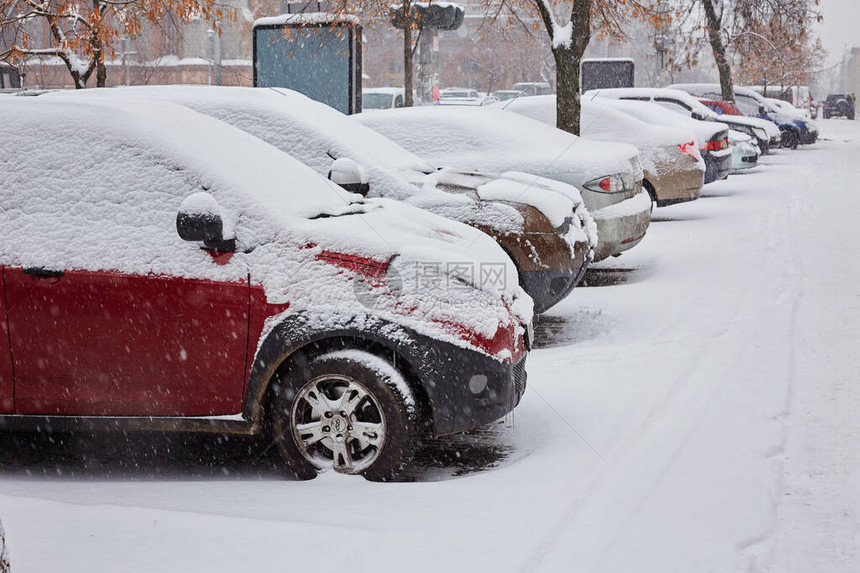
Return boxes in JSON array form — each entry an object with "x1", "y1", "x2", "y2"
[
  {"x1": 483, "y1": 1, "x2": 667, "y2": 135},
  {"x1": 0, "y1": 0, "x2": 231, "y2": 87}
]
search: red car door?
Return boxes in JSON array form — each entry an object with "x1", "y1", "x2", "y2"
[
  {"x1": 5, "y1": 267, "x2": 250, "y2": 417},
  {"x1": 0, "y1": 267, "x2": 14, "y2": 413}
]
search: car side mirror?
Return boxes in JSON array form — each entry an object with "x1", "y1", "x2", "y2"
[
  {"x1": 176, "y1": 192, "x2": 236, "y2": 252},
  {"x1": 327, "y1": 157, "x2": 370, "y2": 196},
  {"x1": 759, "y1": 105, "x2": 767, "y2": 115},
  {"x1": 692, "y1": 111, "x2": 705, "y2": 120}
]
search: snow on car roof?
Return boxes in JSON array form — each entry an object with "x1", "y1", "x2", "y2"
[
  {"x1": 44, "y1": 85, "x2": 433, "y2": 201},
  {"x1": 353, "y1": 105, "x2": 641, "y2": 187},
  {"x1": 5, "y1": 96, "x2": 359, "y2": 221}
]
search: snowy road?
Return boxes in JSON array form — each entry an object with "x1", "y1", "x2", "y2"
[{"x1": 1, "y1": 120, "x2": 858, "y2": 573}]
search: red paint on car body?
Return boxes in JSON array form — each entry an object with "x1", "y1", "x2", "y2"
[
  {"x1": 5, "y1": 268, "x2": 250, "y2": 416},
  {"x1": 0, "y1": 268, "x2": 14, "y2": 413}
]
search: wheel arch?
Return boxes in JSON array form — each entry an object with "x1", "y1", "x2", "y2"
[{"x1": 243, "y1": 314, "x2": 433, "y2": 434}]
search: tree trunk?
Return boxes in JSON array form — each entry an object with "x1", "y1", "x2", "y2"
[
  {"x1": 554, "y1": 47, "x2": 582, "y2": 135},
  {"x1": 553, "y1": 0, "x2": 591, "y2": 136},
  {"x1": 402, "y1": 0, "x2": 414, "y2": 107},
  {"x1": 703, "y1": 0, "x2": 734, "y2": 102},
  {"x1": 93, "y1": 0, "x2": 107, "y2": 87}
]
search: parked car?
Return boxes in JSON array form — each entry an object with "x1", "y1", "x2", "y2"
[
  {"x1": 585, "y1": 86, "x2": 776, "y2": 155},
  {"x1": 670, "y1": 83, "x2": 819, "y2": 148},
  {"x1": 0, "y1": 97, "x2": 533, "y2": 481},
  {"x1": 728, "y1": 130, "x2": 759, "y2": 172},
  {"x1": 438, "y1": 88, "x2": 498, "y2": 106},
  {"x1": 46, "y1": 86, "x2": 595, "y2": 314},
  {"x1": 698, "y1": 99, "x2": 782, "y2": 153},
  {"x1": 822, "y1": 93, "x2": 855, "y2": 120},
  {"x1": 584, "y1": 95, "x2": 732, "y2": 184},
  {"x1": 362, "y1": 87, "x2": 407, "y2": 110},
  {"x1": 512, "y1": 82, "x2": 553, "y2": 96},
  {"x1": 492, "y1": 89, "x2": 526, "y2": 101},
  {"x1": 498, "y1": 95, "x2": 705, "y2": 207},
  {"x1": 355, "y1": 105, "x2": 652, "y2": 262}
]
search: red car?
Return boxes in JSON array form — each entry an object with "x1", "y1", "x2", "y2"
[{"x1": 0, "y1": 98, "x2": 531, "y2": 481}]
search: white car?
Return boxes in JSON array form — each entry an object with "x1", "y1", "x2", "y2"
[
  {"x1": 728, "y1": 130, "x2": 760, "y2": 172},
  {"x1": 355, "y1": 105, "x2": 652, "y2": 262},
  {"x1": 498, "y1": 95, "x2": 705, "y2": 207},
  {"x1": 362, "y1": 87, "x2": 408, "y2": 110},
  {"x1": 438, "y1": 87, "x2": 498, "y2": 106}
]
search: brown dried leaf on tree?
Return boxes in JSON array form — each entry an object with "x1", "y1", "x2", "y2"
[{"x1": 0, "y1": 0, "x2": 233, "y2": 87}]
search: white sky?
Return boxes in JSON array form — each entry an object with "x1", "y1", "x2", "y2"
[{"x1": 816, "y1": 0, "x2": 860, "y2": 66}]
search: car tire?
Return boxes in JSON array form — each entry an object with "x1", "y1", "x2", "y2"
[
  {"x1": 782, "y1": 130, "x2": 798, "y2": 150},
  {"x1": 271, "y1": 349, "x2": 420, "y2": 481}
]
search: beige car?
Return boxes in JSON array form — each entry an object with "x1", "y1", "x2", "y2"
[{"x1": 501, "y1": 95, "x2": 705, "y2": 207}]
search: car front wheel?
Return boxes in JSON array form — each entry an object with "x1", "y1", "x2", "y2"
[
  {"x1": 271, "y1": 349, "x2": 421, "y2": 481},
  {"x1": 782, "y1": 130, "x2": 798, "y2": 149}
]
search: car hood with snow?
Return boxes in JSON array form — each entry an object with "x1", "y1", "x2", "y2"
[{"x1": 0, "y1": 97, "x2": 531, "y2": 359}]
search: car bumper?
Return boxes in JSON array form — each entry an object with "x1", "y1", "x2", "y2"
[
  {"x1": 521, "y1": 262, "x2": 590, "y2": 314},
  {"x1": 649, "y1": 166, "x2": 704, "y2": 207},
  {"x1": 703, "y1": 149, "x2": 732, "y2": 183},
  {"x1": 410, "y1": 330, "x2": 529, "y2": 436},
  {"x1": 591, "y1": 190, "x2": 652, "y2": 261}
]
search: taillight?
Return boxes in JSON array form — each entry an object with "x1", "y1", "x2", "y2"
[
  {"x1": 678, "y1": 141, "x2": 700, "y2": 159},
  {"x1": 701, "y1": 137, "x2": 728, "y2": 151},
  {"x1": 583, "y1": 172, "x2": 636, "y2": 193}
]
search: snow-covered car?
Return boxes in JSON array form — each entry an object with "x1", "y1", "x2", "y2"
[
  {"x1": 362, "y1": 87, "x2": 407, "y2": 110},
  {"x1": 670, "y1": 83, "x2": 819, "y2": 148},
  {"x1": 699, "y1": 99, "x2": 782, "y2": 152},
  {"x1": 729, "y1": 130, "x2": 759, "y2": 172},
  {"x1": 355, "y1": 106, "x2": 651, "y2": 262},
  {"x1": 584, "y1": 86, "x2": 776, "y2": 155},
  {"x1": 583, "y1": 96, "x2": 732, "y2": 185},
  {"x1": 45, "y1": 86, "x2": 595, "y2": 314},
  {"x1": 492, "y1": 90, "x2": 526, "y2": 101},
  {"x1": 0, "y1": 97, "x2": 533, "y2": 481},
  {"x1": 512, "y1": 82, "x2": 552, "y2": 96},
  {"x1": 438, "y1": 87, "x2": 497, "y2": 106},
  {"x1": 498, "y1": 95, "x2": 705, "y2": 207}
]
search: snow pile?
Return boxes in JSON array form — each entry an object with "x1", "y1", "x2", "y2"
[{"x1": 0, "y1": 98, "x2": 530, "y2": 360}]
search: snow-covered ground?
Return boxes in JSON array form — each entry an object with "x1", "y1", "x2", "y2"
[{"x1": 1, "y1": 119, "x2": 858, "y2": 573}]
